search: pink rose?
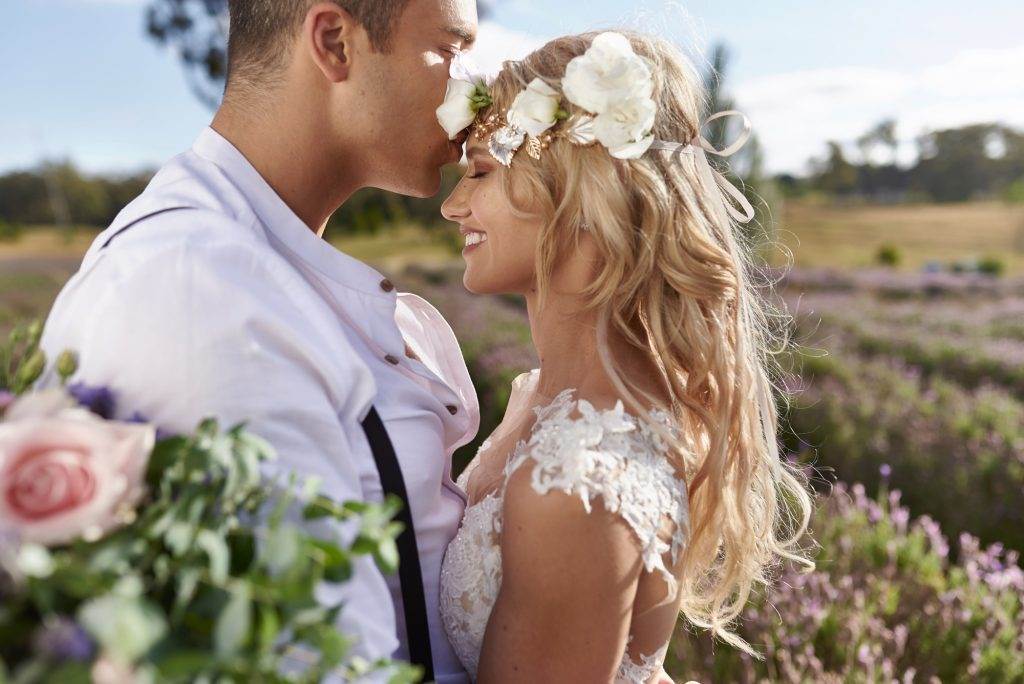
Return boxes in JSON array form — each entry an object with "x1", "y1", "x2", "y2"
[{"x1": 0, "y1": 390, "x2": 155, "y2": 546}]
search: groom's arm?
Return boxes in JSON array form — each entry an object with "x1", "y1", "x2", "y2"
[{"x1": 38, "y1": 229, "x2": 401, "y2": 667}]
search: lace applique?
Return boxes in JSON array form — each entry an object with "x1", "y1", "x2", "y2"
[
  {"x1": 439, "y1": 388, "x2": 690, "y2": 682},
  {"x1": 439, "y1": 493, "x2": 503, "y2": 676},
  {"x1": 503, "y1": 389, "x2": 691, "y2": 592}
]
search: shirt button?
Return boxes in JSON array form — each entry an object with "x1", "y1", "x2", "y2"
[
  {"x1": 446, "y1": 404, "x2": 459, "y2": 415},
  {"x1": 380, "y1": 278, "x2": 395, "y2": 293},
  {"x1": 384, "y1": 354, "x2": 400, "y2": 365}
]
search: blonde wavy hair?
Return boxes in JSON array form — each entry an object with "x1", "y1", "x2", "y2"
[{"x1": 477, "y1": 30, "x2": 817, "y2": 657}]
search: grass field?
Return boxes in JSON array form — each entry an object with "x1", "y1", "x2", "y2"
[{"x1": 770, "y1": 199, "x2": 1024, "y2": 274}]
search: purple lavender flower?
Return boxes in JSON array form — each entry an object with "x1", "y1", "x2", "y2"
[
  {"x1": 31, "y1": 617, "x2": 95, "y2": 662},
  {"x1": 879, "y1": 463, "x2": 891, "y2": 478},
  {"x1": 67, "y1": 382, "x2": 116, "y2": 420}
]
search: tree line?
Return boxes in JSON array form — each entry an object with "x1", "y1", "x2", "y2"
[
  {"x1": 0, "y1": 161, "x2": 462, "y2": 234},
  {"x1": 783, "y1": 120, "x2": 1024, "y2": 204}
]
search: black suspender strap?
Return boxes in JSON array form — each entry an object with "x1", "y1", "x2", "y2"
[{"x1": 361, "y1": 406, "x2": 436, "y2": 682}]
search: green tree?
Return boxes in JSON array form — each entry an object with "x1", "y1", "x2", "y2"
[
  {"x1": 913, "y1": 124, "x2": 1007, "y2": 202},
  {"x1": 811, "y1": 141, "x2": 859, "y2": 196},
  {"x1": 856, "y1": 118, "x2": 898, "y2": 166}
]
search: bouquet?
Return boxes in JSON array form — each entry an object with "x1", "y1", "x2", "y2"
[{"x1": 0, "y1": 320, "x2": 419, "y2": 683}]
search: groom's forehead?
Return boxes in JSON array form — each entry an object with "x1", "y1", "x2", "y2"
[{"x1": 436, "y1": 0, "x2": 478, "y2": 44}]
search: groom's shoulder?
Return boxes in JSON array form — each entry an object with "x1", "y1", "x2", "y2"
[
  {"x1": 83, "y1": 153, "x2": 289, "y2": 282},
  {"x1": 101, "y1": 150, "x2": 268, "y2": 254}
]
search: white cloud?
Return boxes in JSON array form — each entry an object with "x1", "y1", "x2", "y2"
[{"x1": 733, "y1": 44, "x2": 1024, "y2": 173}]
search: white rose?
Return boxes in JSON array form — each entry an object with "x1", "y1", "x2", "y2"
[
  {"x1": 593, "y1": 96, "x2": 657, "y2": 159},
  {"x1": 562, "y1": 32, "x2": 654, "y2": 115},
  {"x1": 436, "y1": 78, "x2": 479, "y2": 140},
  {"x1": 507, "y1": 78, "x2": 562, "y2": 138}
]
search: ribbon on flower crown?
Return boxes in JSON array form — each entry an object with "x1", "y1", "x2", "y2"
[{"x1": 649, "y1": 110, "x2": 757, "y2": 224}]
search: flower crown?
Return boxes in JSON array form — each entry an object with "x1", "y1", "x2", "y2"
[{"x1": 436, "y1": 32, "x2": 757, "y2": 224}]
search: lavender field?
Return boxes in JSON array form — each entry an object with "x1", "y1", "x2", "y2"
[{"x1": 399, "y1": 264, "x2": 1024, "y2": 682}]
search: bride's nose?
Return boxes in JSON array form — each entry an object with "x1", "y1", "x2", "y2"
[{"x1": 441, "y1": 184, "x2": 470, "y2": 223}]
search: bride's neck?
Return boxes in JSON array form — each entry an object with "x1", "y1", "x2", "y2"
[
  {"x1": 525, "y1": 288, "x2": 668, "y2": 409},
  {"x1": 525, "y1": 290, "x2": 620, "y2": 402}
]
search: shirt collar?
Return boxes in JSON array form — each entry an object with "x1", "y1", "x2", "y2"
[{"x1": 191, "y1": 126, "x2": 396, "y2": 300}]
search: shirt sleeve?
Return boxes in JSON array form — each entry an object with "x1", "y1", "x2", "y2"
[{"x1": 37, "y1": 224, "x2": 401, "y2": 668}]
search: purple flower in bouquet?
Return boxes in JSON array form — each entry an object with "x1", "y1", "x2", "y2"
[
  {"x1": 67, "y1": 383, "x2": 116, "y2": 420},
  {"x1": 32, "y1": 617, "x2": 95, "y2": 662},
  {"x1": 0, "y1": 391, "x2": 14, "y2": 413}
]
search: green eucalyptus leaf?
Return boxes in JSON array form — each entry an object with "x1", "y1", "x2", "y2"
[
  {"x1": 256, "y1": 605, "x2": 280, "y2": 655},
  {"x1": 263, "y1": 525, "x2": 300, "y2": 577},
  {"x1": 78, "y1": 594, "x2": 168, "y2": 663},
  {"x1": 197, "y1": 530, "x2": 230, "y2": 585},
  {"x1": 374, "y1": 538, "x2": 400, "y2": 576},
  {"x1": 153, "y1": 650, "x2": 217, "y2": 679},
  {"x1": 214, "y1": 582, "x2": 252, "y2": 658}
]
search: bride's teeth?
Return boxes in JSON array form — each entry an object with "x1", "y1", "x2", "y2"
[{"x1": 464, "y1": 232, "x2": 487, "y2": 247}]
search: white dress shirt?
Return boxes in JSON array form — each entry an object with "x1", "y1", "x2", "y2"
[{"x1": 37, "y1": 127, "x2": 477, "y2": 683}]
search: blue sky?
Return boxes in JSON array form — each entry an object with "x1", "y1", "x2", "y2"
[{"x1": 2, "y1": 0, "x2": 1023, "y2": 175}]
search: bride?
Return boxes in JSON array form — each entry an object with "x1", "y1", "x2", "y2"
[{"x1": 435, "y1": 30, "x2": 815, "y2": 682}]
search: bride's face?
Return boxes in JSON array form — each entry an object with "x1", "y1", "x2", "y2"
[{"x1": 441, "y1": 140, "x2": 544, "y2": 295}]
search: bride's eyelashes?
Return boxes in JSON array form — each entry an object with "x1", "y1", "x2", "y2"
[{"x1": 467, "y1": 171, "x2": 489, "y2": 180}]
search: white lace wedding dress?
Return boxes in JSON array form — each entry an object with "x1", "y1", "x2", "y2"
[{"x1": 439, "y1": 370, "x2": 692, "y2": 682}]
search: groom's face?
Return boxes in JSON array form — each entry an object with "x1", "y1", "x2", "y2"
[{"x1": 350, "y1": 0, "x2": 477, "y2": 197}]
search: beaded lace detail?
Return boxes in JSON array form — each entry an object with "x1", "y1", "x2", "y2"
[{"x1": 439, "y1": 385, "x2": 690, "y2": 681}]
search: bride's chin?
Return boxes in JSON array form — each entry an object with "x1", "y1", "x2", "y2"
[
  {"x1": 462, "y1": 268, "x2": 504, "y2": 296},
  {"x1": 462, "y1": 272, "x2": 491, "y2": 295}
]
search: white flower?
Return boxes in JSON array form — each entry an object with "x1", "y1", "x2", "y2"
[
  {"x1": 593, "y1": 96, "x2": 657, "y2": 159},
  {"x1": 507, "y1": 78, "x2": 562, "y2": 138},
  {"x1": 562, "y1": 32, "x2": 654, "y2": 115},
  {"x1": 437, "y1": 78, "x2": 480, "y2": 140},
  {"x1": 436, "y1": 52, "x2": 493, "y2": 140}
]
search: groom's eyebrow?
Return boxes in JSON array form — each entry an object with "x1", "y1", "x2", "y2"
[{"x1": 445, "y1": 24, "x2": 477, "y2": 46}]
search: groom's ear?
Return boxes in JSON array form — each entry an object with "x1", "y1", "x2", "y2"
[{"x1": 303, "y1": 2, "x2": 359, "y2": 83}]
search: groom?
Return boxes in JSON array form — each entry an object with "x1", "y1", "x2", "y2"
[{"x1": 38, "y1": 0, "x2": 479, "y2": 681}]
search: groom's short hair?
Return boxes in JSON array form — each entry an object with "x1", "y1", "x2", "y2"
[{"x1": 226, "y1": 0, "x2": 413, "y2": 86}]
